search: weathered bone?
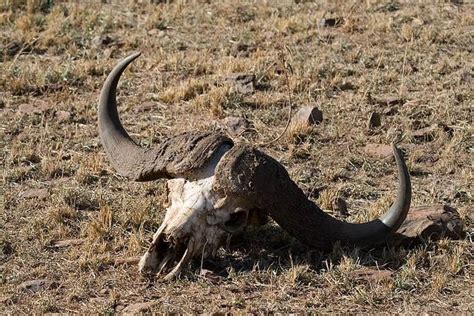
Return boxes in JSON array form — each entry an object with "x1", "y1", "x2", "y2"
[{"x1": 98, "y1": 53, "x2": 412, "y2": 279}]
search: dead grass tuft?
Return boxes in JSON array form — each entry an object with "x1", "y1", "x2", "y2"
[{"x1": 86, "y1": 205, "x2": 114, "y2": 242}]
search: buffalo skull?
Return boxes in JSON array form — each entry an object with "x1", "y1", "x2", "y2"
[{"x1": 98, "y1": 53, "x2": 411, "y2": 280}]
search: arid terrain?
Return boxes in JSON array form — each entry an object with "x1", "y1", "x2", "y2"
[{"x1": 1, "y1": 0, "x2": 472, "y2": 313}]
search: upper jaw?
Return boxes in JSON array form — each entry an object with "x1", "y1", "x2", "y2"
[{"x1": 138, "y1": 228, "x2": 197, "y2": 280}]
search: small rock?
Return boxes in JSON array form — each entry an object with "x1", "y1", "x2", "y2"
[
  {"x1": 56, "y1": 110, "x2": 71, "y2": 123},
  {"x1": 222, "y1": 116, "x2": 250, "y2": 136},
  {"x1": 19, "y1": 279, "x2": 50, "y2": 293},
  {"x1": 103, "y1": 47, "x2": 116, "y2": 59},
  {"x1": 19, "y1": 188, "x2": 49, "y2": 200},
  {"x1": 349, "y1": 268, "x2": 393, "y2": 282},
  {"x1": 367, "y1": 112, "x2": 381, "y2": 130},
  {"x1": 337, "y1": 81, "x2": 355, "y2": 91},
  {"x1": 415, "y1": 153, "x2": 439, "y2": 165},
  {"x1": 231, "y1": 42, "x2": 255, "y2": 58},
  {"x1": 89, "y1": 297, "x2": 107, "y2": 304},
  {"x1": 394, "y1": 204, "x2": 465, "y2": 245},
  {"x1": 382, "y1": 106, "x2": 398, "y2": 116},
  {"x1": 1, "y1": 240, "x2": 13, "y2": 262},
  {"x1": 121, "y1": 302, "x2": 157, "y2": 314},
  {"x1": 224, "y1": 73, "x2": 256, "y2": 94},
  {"x1": 114, "y1": 256, "x2": 141, "y2": 266},
  {"x1": 332, "y1": 197, "x2": 348, "y2": 217},
  {"x1": 292, "y1": 106, "x2": 323, "y2": 127},
  {"x1": 363, "y1": 143, "x2": 393, "y2": 159},
  {"x1": 92, "y1": 35, "x2": 115, "y2": 48},
  {"x1": 412, "y1": 124, "x2": 437, "y2": 143},
  {"x1": 460, "y1": 71, "x2": 472, "y2": 83},
  {"x1": 263, "y1": 31, "x2": 274, "y2": 40},
  {"x1": 136, "y1": 101, "x2": 154, "y2": 113},
  {"x1": 368, "y1": 95, "x2": 404, "y2": 116},
  {"x1": 49, "y1": 238, "x2": 85, "y2": 249},
  {"x1": 369, "y1": 95, "x2": 405, "y2": 107},
  {"x1": 18, "y1": 102, "x2": 51, "y2": 114},
  {"x1": 19, "y1": 104, "x2": 36, "y2": 114},
  {"x1": 319, "y1": 17, "x2": 344, "y2": 27}
]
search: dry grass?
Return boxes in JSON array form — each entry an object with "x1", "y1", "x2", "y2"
[{"x1": 1, "y1": 0, "x2": 473, "y2": 313}]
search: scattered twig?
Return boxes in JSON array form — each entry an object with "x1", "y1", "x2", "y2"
[{"x1": 257, "y1": 48, "x2": 294, "y2": 147}]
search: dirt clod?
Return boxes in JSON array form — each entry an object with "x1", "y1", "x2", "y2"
[
  {"x1": 121, "y1": 302, "x2": 157, "y2": 314},
  {"x1": 113, "y1": 256, "x2": 141, "y2": 266},
  {"x1": 56, "y1": 110, "x2": 71, "y2": 123},
  {"x1": 18, "y1": 102, "x2": 51, "y2": 114},
  {"x1": 412, "y1": 124, "x2": 438, "y2": 143},
  {"x1": 19, "y1": 188, "x2": 49, "y2": 199},
  {"x1": 92, "y1": 35, "x2": 116, "y2": 48},
  {"x1": 222, "y1": 116, "x2": 250, "y2": 136},
  {"x1": 349, "y1": 268, "x2": 393, "y2": 282},
  {"x1": 224, "y1": 73, "x2": 256, "y2": 94},
  {"x1": 18, "y1": 279, "x2": 51, "y2": 293},
  {"x1": 363, "y1": 143, "x2": 393, "y2": 159}
]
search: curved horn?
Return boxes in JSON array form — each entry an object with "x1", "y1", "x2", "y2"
[
  {"x1": 214, "y1": 143, "x2": 411, "y2": 248},
  {"x1": 98, "y1": 53, "x2": 233, "y2": 181},
  {"x1": 98, "y1": 52, "x2": 147, "y2": 179}
]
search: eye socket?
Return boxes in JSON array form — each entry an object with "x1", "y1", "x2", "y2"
[{"x1": 223, "y1": 208, "x2": 248, "y2": 233}]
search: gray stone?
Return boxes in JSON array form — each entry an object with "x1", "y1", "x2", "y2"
[
  {"x1": 292, "y1": 106, "x2": 323, "y2": 127},
  {"x1": 222, "y1": 116, "x2": 250, "y2": 136},
  {"x1": 224, "y1": 73, "x2": 255, "y2": 94},
  {"x1": 367, "y1": 112, "x2": 381, "y2": 129}
]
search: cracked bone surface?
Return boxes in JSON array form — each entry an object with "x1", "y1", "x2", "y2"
[{"x1": 98, "y1": 53, "x2": 412, "y2": 279}]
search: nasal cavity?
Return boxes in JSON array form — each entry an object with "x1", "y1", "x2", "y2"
[{"x1": 223, "y1": 208, "x2": 248, "y2": 233}]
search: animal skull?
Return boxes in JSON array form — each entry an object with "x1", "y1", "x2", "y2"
[
  {"x1": 138, "y1": 175, "x2": 251, "y2": 279},
  {"x1": 98, "y1": 52, "x2": 412, "y2": 279}
]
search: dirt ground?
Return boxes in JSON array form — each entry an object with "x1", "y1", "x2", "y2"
[{"x1": 1, "y1": 0, "x2": 472, "y2": 313}]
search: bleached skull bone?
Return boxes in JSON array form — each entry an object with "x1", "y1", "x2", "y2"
[
  {"x1": 138, "y1": 176, "x2": 250, "y2": 279},
  {"x1": 98, "y1": 52, "x2": 412, "y2": 280}
]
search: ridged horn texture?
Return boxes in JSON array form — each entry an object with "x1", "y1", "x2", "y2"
[
  {"x1": 98, "y1": 52, "x2": 233, "y2": 181},
  {"x1": 214, "y1": 144, "x2": 411, "y2": 248}
]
